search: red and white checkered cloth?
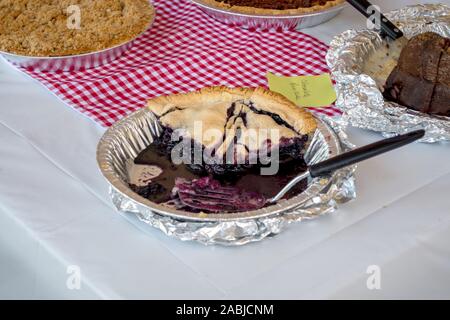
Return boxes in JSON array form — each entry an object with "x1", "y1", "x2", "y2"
[{"x1": 19, "y1": 0, "x2": 341, "y2": 127}]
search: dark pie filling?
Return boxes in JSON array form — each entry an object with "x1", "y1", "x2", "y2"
[
  {"x1": 129, "y1": 100, "x2": 311, "y2": 213},
  {"x1": 130, "y1": 125, "x2": 309, "y2": 213},
  {"x1": 216, "y1": 0, "x2": 331, "y2": 10},
  {"x1": 130, "y1": 182, "x2": 167, "y2": 203}
]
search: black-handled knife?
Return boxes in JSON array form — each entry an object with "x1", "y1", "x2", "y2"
[
  {"x1": 270, "y1": 129, "x2": 424, "y2": 202},
  {"x1": 309, "y1": 129, "x2": 424, "y2": 178}
]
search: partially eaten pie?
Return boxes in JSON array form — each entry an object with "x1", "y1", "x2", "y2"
[
  {"x1": 129, "y1": 87, "x2": 317, "y2": 213},
  {"x1": 196, "y1": 0, "x2": 345, "y2": 15}
]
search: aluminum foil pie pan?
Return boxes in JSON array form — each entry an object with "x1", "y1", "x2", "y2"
[
  {"x1": 97, "y1": 106, "x2": 356, "y2": 245},
  {"x1": 327, "y1": 4, "x2": 450, "y2": 143},
  {"x1": 190, "y1": 0, "x2": 347, "y2": 30},
  {"x1": 0, "y1": 3, "x2": 155, "y2": 72}
]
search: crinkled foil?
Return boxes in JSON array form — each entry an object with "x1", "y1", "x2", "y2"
[
  {"x1": 97, "y1": 108, "x2": 355, "y2": 246},
  {"x1": 327, "y1": 4, "x2": 450, "y2": 143}
]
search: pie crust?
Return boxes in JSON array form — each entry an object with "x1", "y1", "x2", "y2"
[
  {"x1": 196, "y1": 0, "x2": 345, "y2": 15},
  {"x1": 148, "y1": 86, "x2": 317, "y2": 158}
]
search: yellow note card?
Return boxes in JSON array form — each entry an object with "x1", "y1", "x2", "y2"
[{"x1": 267, "y1": 72, "x2": 337, "y2": 107}]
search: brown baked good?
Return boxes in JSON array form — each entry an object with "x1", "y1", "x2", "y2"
[
  {"x1": 0, "y1": 0, "x2": 154, "y2": 57},
  {"x1": 383, "y1": 32, "x2": 450, "y2": 117},
  {"x1": 197, "y1": 0, "x2": 345, "y2": 15}
]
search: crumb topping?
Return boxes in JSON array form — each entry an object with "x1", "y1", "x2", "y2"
[{"x1": 0, "y1": 0, "x2": 154, "y2": 57}]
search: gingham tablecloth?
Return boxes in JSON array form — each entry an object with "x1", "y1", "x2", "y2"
[{"x1": 18, "y1": 0, "x2": 341, "y2": 127}]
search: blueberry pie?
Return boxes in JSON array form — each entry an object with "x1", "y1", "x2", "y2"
[
  {"x1": 196, "y1": 0, "x2": 345, "y2": 15},
  {"x1": 130, "y1": 87, "x2": 317, "y2": 213}
]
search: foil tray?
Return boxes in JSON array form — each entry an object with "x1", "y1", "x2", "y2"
[
  {"x1": 327, "y1": 4, "x2": 450, "y2": 143},
  {"x1": 97, "y1": 106, "x2": 356, "y2": 245},
  {"x1": 0, "y1": 2, "x2": 155, "y2": 72},
  {"x1": 190, "y1": 0, "x2": 347, "y2": 30}
]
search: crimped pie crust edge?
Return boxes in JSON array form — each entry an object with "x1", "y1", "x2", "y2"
[{"x1": 147, "y1": 86, "x2": 317, "y2": 135}]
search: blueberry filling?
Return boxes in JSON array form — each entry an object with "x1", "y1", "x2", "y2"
[
  {"x1": 247, "y1": 103, "x2": 299, "y2": 134},
  {"x1": 130, "y1": 103, "x2": 310, "y2": 213},
  {"x1": 130, "y1": 182, "x2": 168, "y2": 203},
  {"x1": 130, "y1": 128, "x2": 309, "y2": 213},
  {"x1": 175, "y1": 177, "x2": 267, "y2": 213},
  {"x1": 153, "y1": 126, "x2": 308, "y2": 175}
]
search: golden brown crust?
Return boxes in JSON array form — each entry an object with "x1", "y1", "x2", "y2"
[
  {"x1": 196, "y1": 0, "x2": 345, "y2": 15},
  {"x1": 148, "y1": 86, "x2": 317, "y2": 136},
  {"x1": 0, "y1": 0, "x2": 155, "y2": 57}
]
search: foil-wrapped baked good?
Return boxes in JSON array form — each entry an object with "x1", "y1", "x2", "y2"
[
  {"x1": 327, "y1": 4, "x2": 450, "y2": 143},
  {"x1": 97, "y1": 108, "x2": 356, "y2": 246}
]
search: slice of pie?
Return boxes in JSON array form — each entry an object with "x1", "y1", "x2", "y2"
[
  {"x1": 196, "y1": 0, "x2": 345, "y2": 15},
  {"x1": 148, "y1": 86, "x2": 317, "y2": 175},
  {"x1": 131, "y1": 87, "x2": 316, "y2": 213}
]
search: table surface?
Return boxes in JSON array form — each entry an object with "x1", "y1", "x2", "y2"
[{"x1": 1, "y1": 0, "x2": 449, "y2": 300}]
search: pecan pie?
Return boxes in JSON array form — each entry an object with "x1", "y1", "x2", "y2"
[
  {"x1": 0, "y1": 0, "x2": 154, "y2": 57},
  {"x1": 196, "y1": 0, "x2": 345, "y2": 15},
  {"x1": 129, "y1": 87, "x2": 317, "y2": 213}
]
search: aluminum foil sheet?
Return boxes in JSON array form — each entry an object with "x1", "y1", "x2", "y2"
[
  {"x1": 97, "y1": 107, "x2": 356, "y2": 246},
  {"x1": 327, "y1": 4, "x2": 450, "y2": 143},
  {"x1": 190, "y1": 0, "x2": 347, "y2": 30}
]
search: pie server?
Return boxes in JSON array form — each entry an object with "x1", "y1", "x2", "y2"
[
  {"x1": 346, "y1": 0, "x2": 407, "y2": 44},
  {"x1": 270, "y1": 129, "x2": 425, "y2": 203}
]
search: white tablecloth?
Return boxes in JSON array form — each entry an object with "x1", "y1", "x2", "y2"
[{"x1": 1, "y1": 0, "x2": 449, "y2": 299}]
